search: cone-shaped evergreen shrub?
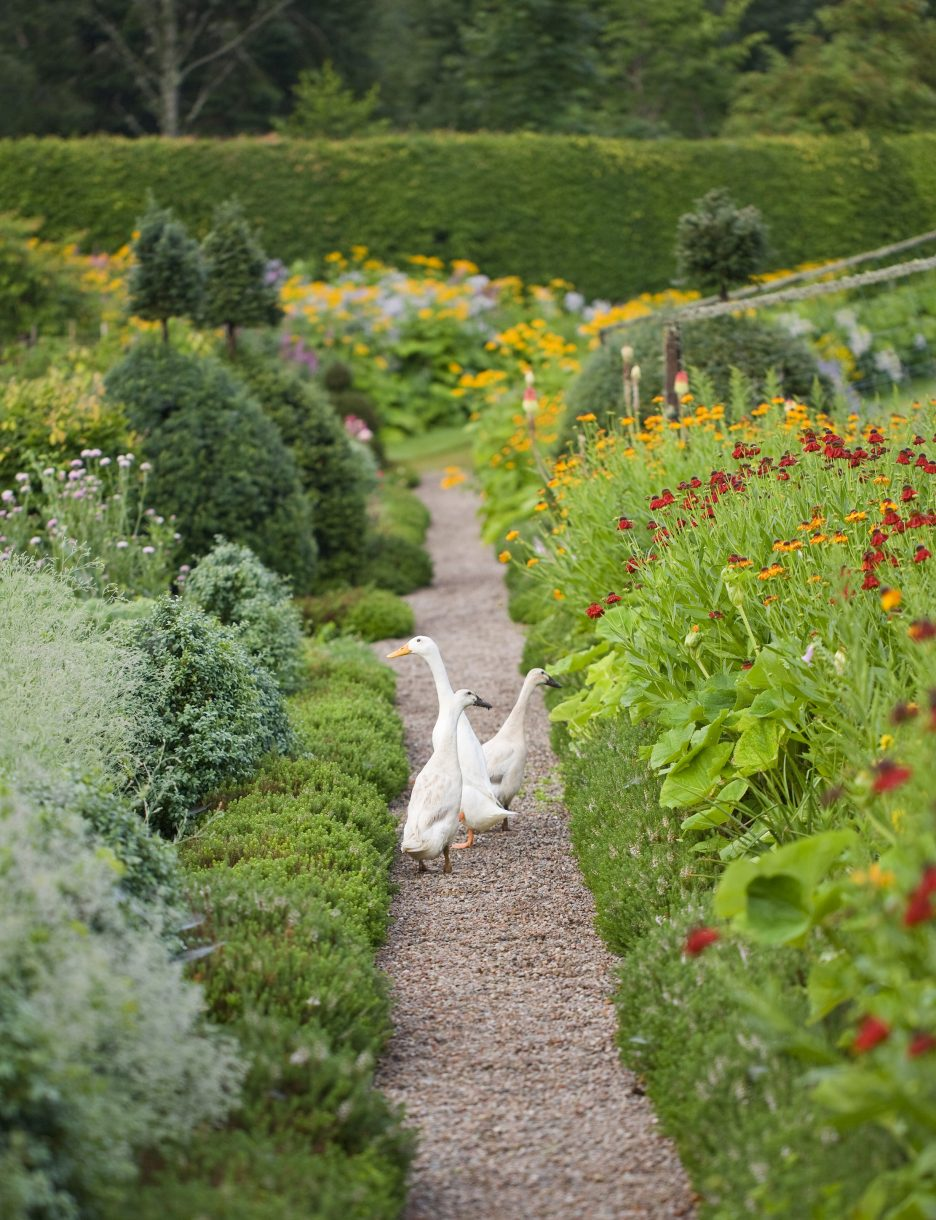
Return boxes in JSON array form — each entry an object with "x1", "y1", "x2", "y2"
[
  {"x1": 128, "y1": 201, "x2": 203, "y2": 344},
  {"x1": 231, "y1": 346, "x2": 372, "y2": 587},
  {"x1": 105, "y1": 343, "x2": 317, "y2": 589},
  {"x1": 675, "y1": 188, "x2": 768, "y2": 301},
  {"x1": 200, "y1": 200, "x2": 282, "y2": 355}
]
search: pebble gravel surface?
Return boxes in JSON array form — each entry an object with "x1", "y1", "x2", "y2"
[{"x1": 375, "y1": 475, "x2": 696, "y2": 1220}]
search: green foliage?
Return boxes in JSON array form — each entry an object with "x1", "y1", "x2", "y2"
[
  {"x1": 675, "y1": 188, "x2": 769, "y2": 300},
  {"x1": 288, "y1": 683, "x2": 408, "y2": 801},
  {"x1": 127, "y1": 597, "x2": 293, "y2": 838},
  {"x1": 128, "y1": 200, "x2": 204, "y2": 342},
  {"x1": 230, "y1": 345, "x2": 371, "y2": 587},
  {"x1": 560, "y1": 313, "x2": 822, "y2": 437},
  {"x1": 0, "y1": 212, "x2": 90, "y2": 346},
  {"x1": 0, "y1": 785, "x2": 242, "y2": 1220},
  {"x1": 105, "y1": 343, "x2": 318, "y2": 590},
  {"x1": 0, "y1": 554, "x2": 137, "y2": 786},
  {"x1": 297, "y1": 585, "x2": 415, "y2": 642},
  {"x1": 727, "y1": 0, "x2": 936, "y2": 136},
  {"x1": 370, "y1": 480, "x2": 430, "y2": 546},
  {"x1": 300, "y1": 635, "x2": 398, "y2": 704},
  {"x1": 200, "y1": 200, "x2": 282, "y2": 353},
  {"x1": 0, "y1": 365, "x2": 129, "y2": 487},
  {"x1": 182, "y1": 538, "x2": 304, "y2": 693},
  {"x1": 3, "y1": 132, "x2": 936, "y2": 300},
  {"x1": 273, "y1": 61, "x2": 389, "y2": 139},
  {"x1": 365, "y1": 529, "x2": 433, "y2": 594}
]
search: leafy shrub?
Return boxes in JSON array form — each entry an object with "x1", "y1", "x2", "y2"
[
  {"x1": 254, "y1": 755, "x2": 397, "y2": 862},
  {"x1": 560, "y1": 312, "x2": 823, "y2": 439},
  {"x1": 288, "y1": 685, "x2": 408, "y2": 801},
  {"x1": 365, "y1": 530, "x2": 433, "y2": 594},
  {"x1": 182, "y1": 538, "x2": 304, "y2": 693},
  {"x1": 185, "y1": 869, "x2": 391, "y2": 1047},
  {"x1": 25, "y1": 773, "x2": 182, "y2": 912},
  {"x1": 0, "y1": 212, "x2": 92, "y2": 346},
  {"x1": 370, "y1": 480, "x2": 430, "y2": 545},
  {"x1": 300, "y1": 636, "x2": 397, "y2": 705},
  {"x1": 127, "y1": 598, "x2": 292, "y2": 837},
  {"x1": 105, "y1": 343, "x2": 317, "y2": 590},
  {"x1": 231, "y1": 345, "x2": 371, "y2": 586},
  {"x1": 0, "y1": 365, "x2": 129, "y2": 486},
  {"x1": 297, "y1": 584, "x2": 414, "y2": 642},
  {"x1": 0, "y1": 554, "x2": 136, "y2": 785},
  {"x1": 0, "y1": 785, "x2": 242, "y2": 1220}
]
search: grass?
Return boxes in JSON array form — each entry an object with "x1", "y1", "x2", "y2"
[{"x1": 386, "y1": 423, "x2": 473, "y2": 473}]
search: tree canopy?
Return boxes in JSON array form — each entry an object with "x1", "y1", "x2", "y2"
[{"x1": 0, "y1": 0, "x2": 932, "y2": 139}]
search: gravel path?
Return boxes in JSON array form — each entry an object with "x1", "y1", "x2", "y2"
[{"x1": 375, "y1": 474, "x2": 696, "y2": 1220}]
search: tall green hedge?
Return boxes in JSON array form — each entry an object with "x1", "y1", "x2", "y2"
[{"x1": 2, "y1": 133, "x2": 935, "y2": 298}]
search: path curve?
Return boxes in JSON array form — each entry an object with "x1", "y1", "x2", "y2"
[{"x1": 376, "y1": 475, "x2": 695, "y2": 1220}]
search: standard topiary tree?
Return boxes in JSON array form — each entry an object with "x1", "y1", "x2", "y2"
[
  {"x1": 200, "y1": 200, "x2": 282, "y2": 356},
  {"x1": 675, "y1": 188, "x2": 768, "y2": 301},
  {"x1": 105, "y1": 343, "x2": 318, "y2": 591},
  {"x1": 128, "y1": 200, "x2": 203, "y2": 344}
]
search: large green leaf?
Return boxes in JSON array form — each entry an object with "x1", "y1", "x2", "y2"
[
  {"x1": 732, "y1": 717, "x2": 782, "y2": 774},
  {"x1": 745, "y1": 873, "x2": 810, "y2": 942},
  {"x1": 807, "y1": 954, "x2": 858, "y2": 1023},
  {"x1": 649, "y1": 721, "x2": 697, "y2": 769},
  {"x1": 659, "y1": 741, "x2": 734, "y2": 809},
  {"x1": 548, "y1": 641, "x2": 610, "y2": 676}
]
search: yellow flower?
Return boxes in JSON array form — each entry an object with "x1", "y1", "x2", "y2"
[
  {"x1": 879, "y1": 733, "x2": 894, "y2": 751},
  {"x1": 498, "y1": 551, "x2": 511, "y2": 564},
  {"x1": 534, "y1": 502, "x2": 548, "y2": 512},
  {"x1": 553, "y1": 588, "x2": 565, "y2": 600},
  {"x1": 505, "y1": 530, "x2": 520, "y2": 542},
  {"x1": 891, "y1": 808, "x2": 906, "y2": 832},
  {"x1": 808, "y1": 574, "x2": 823, "y2": 584},
  {"x1": 844, "y1": 510, "x2": 867, "y2": 523},
  {"x1": 576, "y1": 412, "x2": 597, "y2": 423},
  {"x1": 526, "y1": 557, "x2": 540, "y2": 567},
  {"x1": 880, "y1": 588, "x2": 902, "y2": 612}
]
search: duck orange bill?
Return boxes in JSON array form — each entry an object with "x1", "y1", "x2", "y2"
[{"x1": 386, "y1": 644, "x2": 412, "y2": 658}]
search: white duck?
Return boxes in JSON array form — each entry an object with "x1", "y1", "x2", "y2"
[
  {"x1": 482, "y1": 667, "x2": 560, "y2": 827},
  {"x1": 387, "y1": 635, "x2": 511, "y2": 848},
  {"x1": 400, "y1": 688, "x2": 491, "y2": 873}
]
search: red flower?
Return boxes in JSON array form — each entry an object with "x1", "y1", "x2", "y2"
[
  {"x1": 708, "y1": 610, "x2": 724, "y2": 619},
  {"x1": 741, "y1": 660, "x2": 754, "y2": 670},
  {"x1": 625, "y1": 557, "x2": 641, "y2": 573},
  {"x1": 853, "y1": 1016, "x2": 890, "y2": 1054},
  {"x1": 684, "y1": 927, "x2": 720, "y2": 956},
  {"x1": 897, "y1": 449, "x2": 913, "y2": 465},
  {"x1": 776, "y1": 471, "x2": 790, "y2": 481},
  {"x1": 605, "y1": 592, "x2": 622, "y2": 605},
  {"x1": 870, "y1": 529, "x2": 888, "y2": 548},
  {"x1": 585, "y1": 603, "x2": 605, "y2": 620},
  {"x1": 891, "y1": 702, "x2": 918, "y2": 724},
  {"x1": 862, "y1": 572, "x2": 881, "y2": 590},
  {"x1": 617, "y1": 516, "x2": 634, "y2": 530},
  {"x1": 871, "y1": 759, "x2": 912, "y2": 793},
  {"x1": 909, "y1": 619, "x2": 936, "y2": 641},
  {"x1": 914, "y1": 434, "x2": 927, "y2": 446},
  {"x1": 649, "y1": 490, "x2": 675, "y2": 510},
  {"x1": 908, "y1": 1033, "x2": 936, "y2": 1058},
  {"x1": 915, "y1": 546, "x2": 931, "y2": 563},
  {"x1": 868, "y1": 429, "x2": 885, "y2": 445},
  {"x1": 901, "y1": 485, "x2": 918, "y2": 502},
  {"x1": 904, "y1": 886, "x2": 934, "y2": 927}
]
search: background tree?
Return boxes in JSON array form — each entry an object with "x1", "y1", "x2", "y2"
[
  {"x1": 273, "y1": 61, "x2": 388, "y2": 137},
  {"x1": 599, "y1": 0, "x2": 760, "y2": 138},
  {"x1": 128, "y1": 201, "x2": 203, "y2": 344},
  {"x1": 675, "y1": 189, "x2": 768, "y2": 301},
  {"x1": 200, "y1": 201, "x2": 282, "y2": 355},
  {"x1": 85, "y1": 0, "x2": 296, "y2": 135},
  {"x1": 726, "y1": 0, "x2": 936, "y2": 134}
]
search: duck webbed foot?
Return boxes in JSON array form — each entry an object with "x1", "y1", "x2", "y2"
[{"x1": 452, "y1": 828, "x2": 476, "y2": 850}]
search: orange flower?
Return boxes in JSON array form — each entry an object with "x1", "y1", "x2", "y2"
[{"x1": 880, "y1": 588, "x2": 902, "y2": 612}]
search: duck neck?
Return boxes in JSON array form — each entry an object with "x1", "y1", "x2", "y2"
[
  {"x1": 499, "y1": 673, "x2": 538, "y2": 736},
  {"x1": 423, "y1": 644, "x2": 454, "y2": 706},
  {"x1": 435, "y1": 696, "x2": 464, "y2": 768}
]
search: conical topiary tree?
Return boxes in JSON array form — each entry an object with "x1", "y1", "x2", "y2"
[
  {"x1": 128, "y1": 201, "x2": 204, "y2": 344},
  {"x1": 675, "y1": 188, "x2": 768, "y2": 302},
  {"x1": 200, "y1": 200, "x2": 282, "y2": 355}
]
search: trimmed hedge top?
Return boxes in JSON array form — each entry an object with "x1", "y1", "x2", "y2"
[{"x1": 3, "y1": 132, "x2": 936, "y2": 298}]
